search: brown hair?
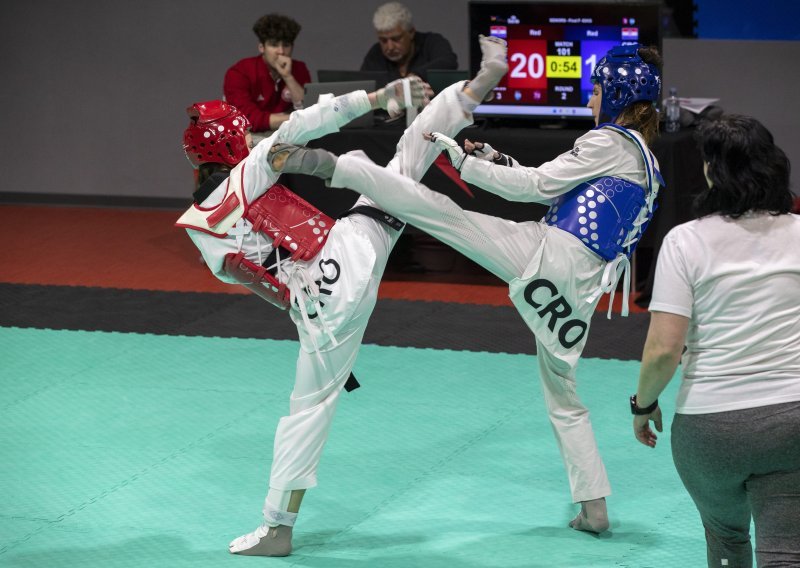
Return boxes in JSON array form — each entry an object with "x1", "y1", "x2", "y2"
[
  {"x1": 615, "y1": 45, "x2": 663, "y2": 146},
  {"x1": 197, "y1": 163, "x2": 229, "y2": 186},
  {"x1": 253, "y1": 14, "x2": 301, "y2": 45}
]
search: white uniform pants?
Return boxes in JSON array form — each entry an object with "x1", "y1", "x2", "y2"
[
  {"x1": 270, "y1": 232, "x2": 382, "y2": 490},
  {"x1": 268, "y1": 82, "x2": 473, "y2": 492},
  {"x1": 330, "y1": 151, "x2": 611, "y2": 503}
]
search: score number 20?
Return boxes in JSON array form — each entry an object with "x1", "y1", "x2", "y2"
[{"x1": 509, "y1": 52, "x2": 546, "y2": 83}]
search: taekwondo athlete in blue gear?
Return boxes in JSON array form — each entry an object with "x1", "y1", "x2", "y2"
[{"x1": 271, "y1": 43, "x2": 663, "y2": 535}]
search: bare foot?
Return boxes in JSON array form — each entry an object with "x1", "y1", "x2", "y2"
[
  {"x1": 229, "y1": 524, "x2": 293, "y2": 556},
  {"x1": 569, "y1": 498, "x2": 610, "y2": 534}
]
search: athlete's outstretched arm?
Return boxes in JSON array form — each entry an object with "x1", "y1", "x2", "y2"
[{"x1": 239, "y1": 78, "x2": 428, "y2": 204}]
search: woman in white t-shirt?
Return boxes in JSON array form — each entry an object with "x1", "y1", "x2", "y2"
[{"x1": 631, "y1": 114, "x2": 800, "y2": 568}]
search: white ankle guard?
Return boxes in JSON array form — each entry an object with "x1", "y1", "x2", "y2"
[
  {"x1": 457, "y1": 87, "x2": 479, "y2": 115},
  {"x1": 263, "y1": 501, "x2": 298, "y2": 527}
]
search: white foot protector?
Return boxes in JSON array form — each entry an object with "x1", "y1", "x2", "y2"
[
  {"x1": 466, "y1": 34, "x2": 509, "y2": 103},
  {"x1": 229, "y1": 523, "x2": 293, "y2": 557}
]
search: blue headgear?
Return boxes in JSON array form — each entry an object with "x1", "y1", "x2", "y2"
[{"x1": 592, "y1": 44, "x2": 661, "y2": 120}]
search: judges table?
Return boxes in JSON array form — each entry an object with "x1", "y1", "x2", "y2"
[{"x1": 283, "y1": 121, "x2": 707, "y2": 300}]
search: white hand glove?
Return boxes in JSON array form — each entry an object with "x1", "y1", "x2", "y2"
[
  {"x1": 377, "y1": 77, "x2": 428, "y2": 118},
  {"x1": 466, "y1": 140, "x2": 499, "y2": 161},
  {"x1": 465, "y1": 139, "x2": 515, "y2": 167},
  {"x1": 425, "y1": 131, "x2": 466, "y2": 171}
]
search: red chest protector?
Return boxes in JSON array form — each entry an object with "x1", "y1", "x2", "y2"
[
  {"x1": 176, "y1": 170, "x2": 335, "y2": 309},
  {"x1": 223, "y1": 184, "x2": 336, "y2": 310},
  {"x1": 245, "y1": 184, "x2": 335, "y2": 262}
]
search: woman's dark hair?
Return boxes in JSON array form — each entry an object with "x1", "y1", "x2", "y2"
[
  {"x1": 615, "y1": 45, "x2": 662, "y2": 146},
  {"x1": 197, "y1": 162, "x2": 230, "y2": 187},
  {"x1": 693, "y1": 114, "x2": 792, "y2": 218},
  {"x1": 253, "y1": 14, "x2": 301, "y2": 45}
]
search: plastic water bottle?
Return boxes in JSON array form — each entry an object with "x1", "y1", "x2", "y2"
[{"x1": 665, "y1": 88, "x2": 680, "y2": 133}]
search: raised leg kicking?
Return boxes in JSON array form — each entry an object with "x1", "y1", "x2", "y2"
[{"x1": 271, "y1": 42, "x2": 665, "y2": 536}]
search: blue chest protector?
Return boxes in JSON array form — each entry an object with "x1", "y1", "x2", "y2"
[{"x1": 543, "y1": 124, "x2": 664, "y2": 262}]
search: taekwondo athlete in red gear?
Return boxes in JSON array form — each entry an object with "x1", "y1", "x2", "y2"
[
  {"x1": 271, "y1": 43, "x2": 663, "y2": 535},
  {"x1": 177, "y1": 78, "x2": 425, "y2": 556},
  {"x1": 176, "y1": 37, "x2": 509, "y2": 554}
]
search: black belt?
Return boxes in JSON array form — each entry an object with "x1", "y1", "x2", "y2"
[
  {"x1": 344, "y1": 373, "x2": 360, "y2": 392},
  {"x1": 261, "y1": 247, "x2": 280, "y2": 277},
  {"x1": 344, "y1": 205, "x2": 405, "y2": 231},
  {"x1": 260, "y1": 205, "x2": 403, "y2": 277}
]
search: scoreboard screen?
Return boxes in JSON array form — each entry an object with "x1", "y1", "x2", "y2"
[{"x1": 469, "y1": 2, "x2": 662, "y2": 120}]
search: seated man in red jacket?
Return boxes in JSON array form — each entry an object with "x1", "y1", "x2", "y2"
[{"x1": 224, "y1": 13, "x2": 312, "y2": 132}]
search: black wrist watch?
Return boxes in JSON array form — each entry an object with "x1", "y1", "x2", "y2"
[{"x1": 630, "y1": 394, "x2": 659, "y2": 415}]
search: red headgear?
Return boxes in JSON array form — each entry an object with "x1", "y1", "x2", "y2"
[{"x1": 183, "y1": 101, "x2": 251, "y2": 168}]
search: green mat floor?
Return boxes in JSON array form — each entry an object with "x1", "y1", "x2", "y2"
[{"x1": 1, "y1": 327, "x2": 707, "y2": 567}]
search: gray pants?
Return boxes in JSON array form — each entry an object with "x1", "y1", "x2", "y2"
[{"x1": 671, "y1": 401, "x2": 800, "y2": 568}]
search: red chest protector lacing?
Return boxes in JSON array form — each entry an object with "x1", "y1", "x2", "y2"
[{"x1": 222, "y1": 184, "x2": 335, "y2": 310}]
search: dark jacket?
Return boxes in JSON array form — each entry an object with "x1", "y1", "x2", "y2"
[{"x1": 360, "y1": 31, "x2": 458, "y2": 82}]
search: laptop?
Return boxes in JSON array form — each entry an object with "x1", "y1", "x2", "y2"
[
  {"x1": 303, "y1": 80, "x2": 377, "y2": 128},
  {"x1": 317, "y1": 69, "x2": 390, "y2": 87},
  {"x1": 427, "y1": 69, "x2": 470, "y2": 97}
]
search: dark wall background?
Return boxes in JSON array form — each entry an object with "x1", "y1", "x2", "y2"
[
  {"x1": 696, "y1": 0, "x2": 800, "y2": 39},
  {"x1": 1, "y1": 0, "x2": 798, "y2": 200}
]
